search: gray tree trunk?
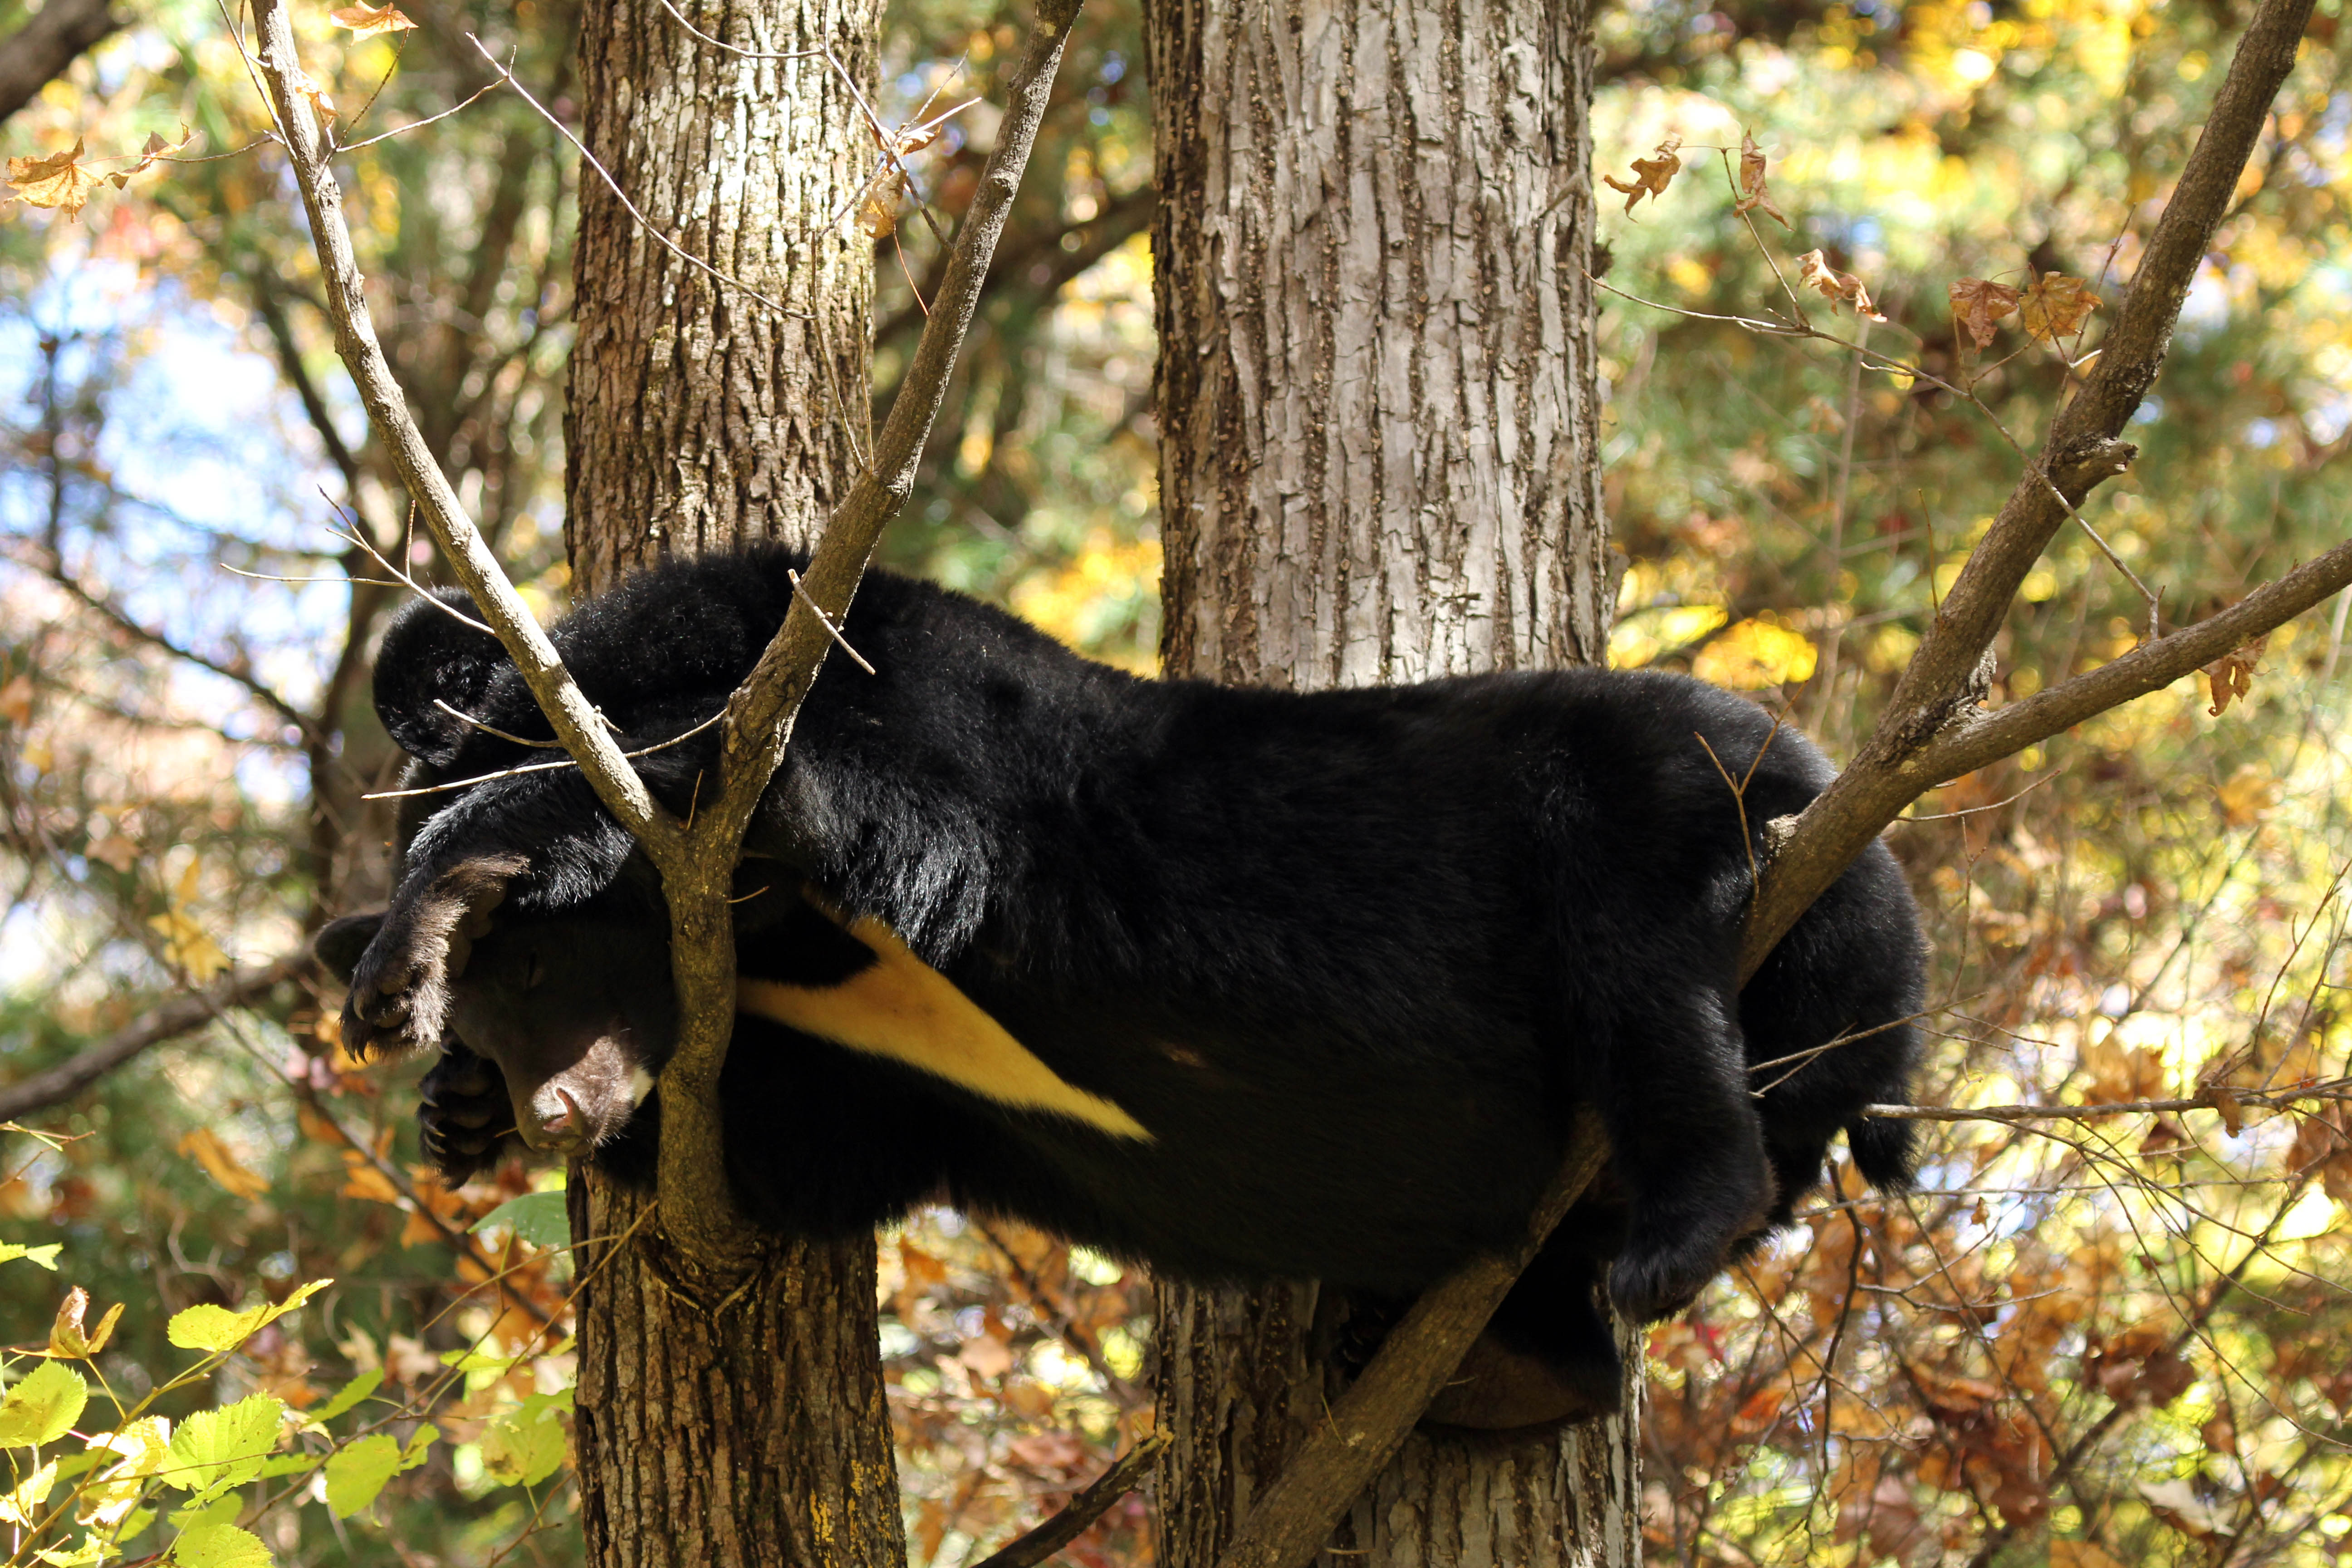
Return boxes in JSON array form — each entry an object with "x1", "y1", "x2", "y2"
[
  {"x1": 561, "y1": 4, "x2": 903, "y2": 1564},
  {"x1": 1145, "y1": 0, "x2": 1643, "y2": 1554}
]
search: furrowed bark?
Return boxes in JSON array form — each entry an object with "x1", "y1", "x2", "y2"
[
  {"x1": 1738, "y1": 0, "x2": 2321, "y2": 983},
  {"x1": 1149, "y1": 0, "x2": 1643, "y2": 1554}
]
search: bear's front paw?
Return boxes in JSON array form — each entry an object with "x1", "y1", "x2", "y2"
[{"x1": 419, "y1": 1044, "x2": 516, "y2": 1185}]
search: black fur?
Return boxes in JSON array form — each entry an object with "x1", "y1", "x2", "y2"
[{"x1": 321, "y1": 547, "x2": 1923, "y2": 1416}]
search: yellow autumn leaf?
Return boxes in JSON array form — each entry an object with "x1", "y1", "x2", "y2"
[
  {"x1": 330, "y1": 3, "x2": 419, "y2": 35},
  {"x1": 1693, "y1": 617, "x2": 1819, "y2": 690},
  {"x1": 7, "y1": 140, "x2": 98, "y2": 220},
  {"x1": 2019, "y1": 271, "x2": 2099, "y2": 341},
  {"x1": 179, "y1": 1129, "x2": 271, "y2": 1201}
]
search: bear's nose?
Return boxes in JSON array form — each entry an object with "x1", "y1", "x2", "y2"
[{"x1": 524, "y1": 1088, "x2": 587, "y2": 1153}]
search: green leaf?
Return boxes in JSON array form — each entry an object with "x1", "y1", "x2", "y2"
[
  {"x1": 173, "y1": 1522, "x2": 271, "y2": 1568},
  {"x1": 0, "y1": 1360, "x2": 88, "y2": 1447},
  {"x1": 163, "y1": 1394, "x2": 283, "y2": 1494},
  {"x1": 0, "y1": 1457, "x2": 57, "y2": 1524},
  {"x1": 398, "y1": 1423, "x2": 437, "y2": 1471},
  {"x1": 310, "y1": 1369, "x2": 381, "y2": 1423},
  {"x1": 480, "y1": 1391, "x2": 571, "y2": 1487},
  {"x1": 322, "y1": 1433, "x2": 401, "y2": 1519},
  {"x1": 167, "y1": 1495, "x2": 238, "y2": 1532},
  {"x1": 32, "y1": 1536, "x2": 111, "y2": 1567},
  {"x1": 255, "y1": 1455, "x2": 312, "y2": 1479},
  {"x1": 165, "y1": 1281, "x2": 330, "y2": 1357},
  {"x1": 469, "y1": 1191, "x2": 569, "y2": 1249},
  {"x1": 0, "y1": 1243, "x2": 63, "y2": 1271}
]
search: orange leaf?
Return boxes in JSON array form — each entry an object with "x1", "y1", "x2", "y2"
[
  {"x1": 1796, "y1": 249, "x2": 1885, "y2": 321},
  {"x1": 1733, "y1": 132, "x2": 1788, "y2": 228},
  {"x1": 1602, "y1": 137, "x2": 1682, "y2": 215},
  {"x1": 2019, "y1": 271, "x2": 2099, "y2": 341},
  {"x1": 2203, "y1": 635, "x2": 2264, "y2": 717},
  {"x1": 1949, "y1": 276, "x2": 2022, "y2": 350},
  {"x1": 330, "y1": 4, "x2": 418, "y2": 36},
  {"x1": 179, "y1": 1127, "x2": 271, "y2": 1200},
  {"x1": 0, "y1": 675, "x2": 30, "y2": 725},
  {"x1": 7, "y1": 140, "x2": 98, "y2": 220}
]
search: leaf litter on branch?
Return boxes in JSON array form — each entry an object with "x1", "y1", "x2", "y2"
[{"x1": 1603, "y1": 135, "x2": 1683, "y2": 214}]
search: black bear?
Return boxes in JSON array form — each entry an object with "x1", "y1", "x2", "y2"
[{"x1": 315, "y1": 546, "x2": 1923, "y2": 1422}]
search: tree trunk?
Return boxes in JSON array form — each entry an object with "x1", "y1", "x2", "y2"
[
  {"x1": 1146, "y1": 0, "x2": 1643, "y2": 1555},
  {"x1": 562, "y1": 5, "x2": 902, "y2": 1565}
]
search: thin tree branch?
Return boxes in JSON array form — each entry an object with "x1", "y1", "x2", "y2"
[
  {"x1": 250, "y1": 0, "x2": 675, "y2": 859},
  {"x1": 1211, "y1": 1114, "x2": 1610, "y2": 1568},
  {"x1": 1738, "y1": 0, "x2": 2322, "y2": 983},
  {"x1": 0, "y1": 955, "x2": 301, "y2": 1122},
  {"x1": 970, "y1": 1433, "x2": 1170, "y2": 1568}
]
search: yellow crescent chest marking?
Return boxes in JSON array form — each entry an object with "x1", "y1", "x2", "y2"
[{"x1": 735, "y1": 908, "x2": 1152, "y2": 1143}]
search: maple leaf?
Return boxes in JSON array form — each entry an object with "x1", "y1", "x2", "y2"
[
  {"x1": 1795, "y1": 249, "x2": 1885, "y2": 320},
  {"x1": 2019, "y1": 270, "x2": 2098, "y2": 341},
  {"x1": 7, "y1": 140, "x2": 99, "y2": 220},
  {"x1": 1602, "y1": 137, "x2": 1683, "y2": 215},
  {"x1": 1949, "y1": 276, "x2": 2022, "y2": 350},
  {"x1": 1733, "y1": 132, "x2": 1788, "y2": 228},
  {"x1": 330, "y1": 3, "x2": 418, "y2": 35}
]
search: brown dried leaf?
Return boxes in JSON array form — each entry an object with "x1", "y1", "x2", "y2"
[
  {"x1": 1733, "y1": 132, "x2": 1788, "y2": 228},
  {"x1": 330, "y1": 4, "x2": 418, "y2": 36},
  {"x1": 1602, "y1": 137, "x2": 1683, "y2": 215},
  {"x1": 103, "y1": 123, "x2": 195, "y2": 191},
  {"x1": 7, "y1": 140, "x2": 99, "y2": 220},
  {"x1": 2019, "y1": 271, "x2": 2099, "y2": 342},
  {"x1": 1795, "y1": 249, "x2": 1885, "y2": 320},
  {"x1": 0, "y1": 674, "x2": 32, "y2": 726},
  {"x1": 2203, "y1": 634, "x2": 2264, "y2": 717},
  {"x1": 49, "y1": 1286, "x2": 122, "y2": 1359},
  {"x1": 855, "y1": 172, "x2": 907, "y2": 238},
  {"x1": 1949, "y1": 276, "x2": 2022, "y2": 350},
  {"x1": 2052, "y1": 1543, "x2": 2131, "y2": 1568}
]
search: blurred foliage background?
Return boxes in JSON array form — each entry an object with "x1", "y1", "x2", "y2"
[{"x1": 0, "y1": 0, "x2": 2347, "y2": 1562}]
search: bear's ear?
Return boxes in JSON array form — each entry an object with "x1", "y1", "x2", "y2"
[
  {"x1": 314, "y1": 912, "x2": 383, "y2": 984},
  {"x1": 373, "y1": 591, "x2": 508, "y2": 765}
]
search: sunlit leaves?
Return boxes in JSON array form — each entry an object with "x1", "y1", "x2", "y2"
[
  {"x1": 1603, "y1": 136, "x2": 1683, "y2": 214},
  {"x1": 329, "y1": 4, "x2": 418, "y2": 36},
  {"x1": 0, "y1": 1244, "x2": 64, "y2": 1272},
  {"x1": 172, "y1": 1523, "x2": 271, "y2": 1568},
  {"x1": 48, "y1": 1288, "x2": 122, "y2": 1360},
  {"x1": 163, "y1": 1393, "x2": 284, "y2": 1496},
  {"x1": 174, "y1": 1129, "x2": 267, "y2": 1200},
  {"x1": 0, "y1": 1362, "x2": 88, "y2": 1449},
  {"x1": 150, "y1": 861, "x2": 230, "y2": 985},
  {"x1": 469, "y1": 1190, "x2": 569, "y2": 1249},
  {"x1": 481, "y1": 1391, "x2": 569, "y2": 1486},
  {"x1": 165, "y1": 1279, "x2": 330, "y2": 1355},
  {"x1": 79, "y1": 1418, "x2": 171, "y2": 1528},
  {"x1": 2019, "y1": 270, "x2": 2099, "y2": 342},
  {"x1": 6, "y1": 142, "x2": 101, "y2": 220}
]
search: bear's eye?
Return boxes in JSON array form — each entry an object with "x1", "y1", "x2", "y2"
[{"x1": 522, "y1": 951, "x2": 545, "y2": 991}]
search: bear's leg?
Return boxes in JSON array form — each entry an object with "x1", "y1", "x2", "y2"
[
  {"x1": 1590, "y1": 983, "x2": 1775, "y2": 1323},
  {"x1": 1421, "y1": 1243, "x2": 1627, "y2": 1429}
]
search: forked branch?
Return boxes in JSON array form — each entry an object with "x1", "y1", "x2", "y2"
[
  {"x1": 252, "y1": 0, "x2": 1088, "y2": 1276},
  {"x1": 1737, "y1": 0, "x2": 2323, "y2": 982}
]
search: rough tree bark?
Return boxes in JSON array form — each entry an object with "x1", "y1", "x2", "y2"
[
  {"x1": 1146, "y1": 0, "x2": 1645, "y2": 1559},
  {"x1": 560, "y1": 4, "x2": 903, "y2": 1564}
]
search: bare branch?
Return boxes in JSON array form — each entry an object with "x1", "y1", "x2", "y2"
[
  {"x1": 970, "y1": 1433, "x2": 1170, "y2": 1568},
  {"x1": 1739, "y1": 0, "x2": 2322, "y2": 983},
  {"x1": 249, "y1": 0, "x2": 675, "y2": 860},
  {"x1": 0, "y1": 955, "x2": 301, "y2": 1123}
]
